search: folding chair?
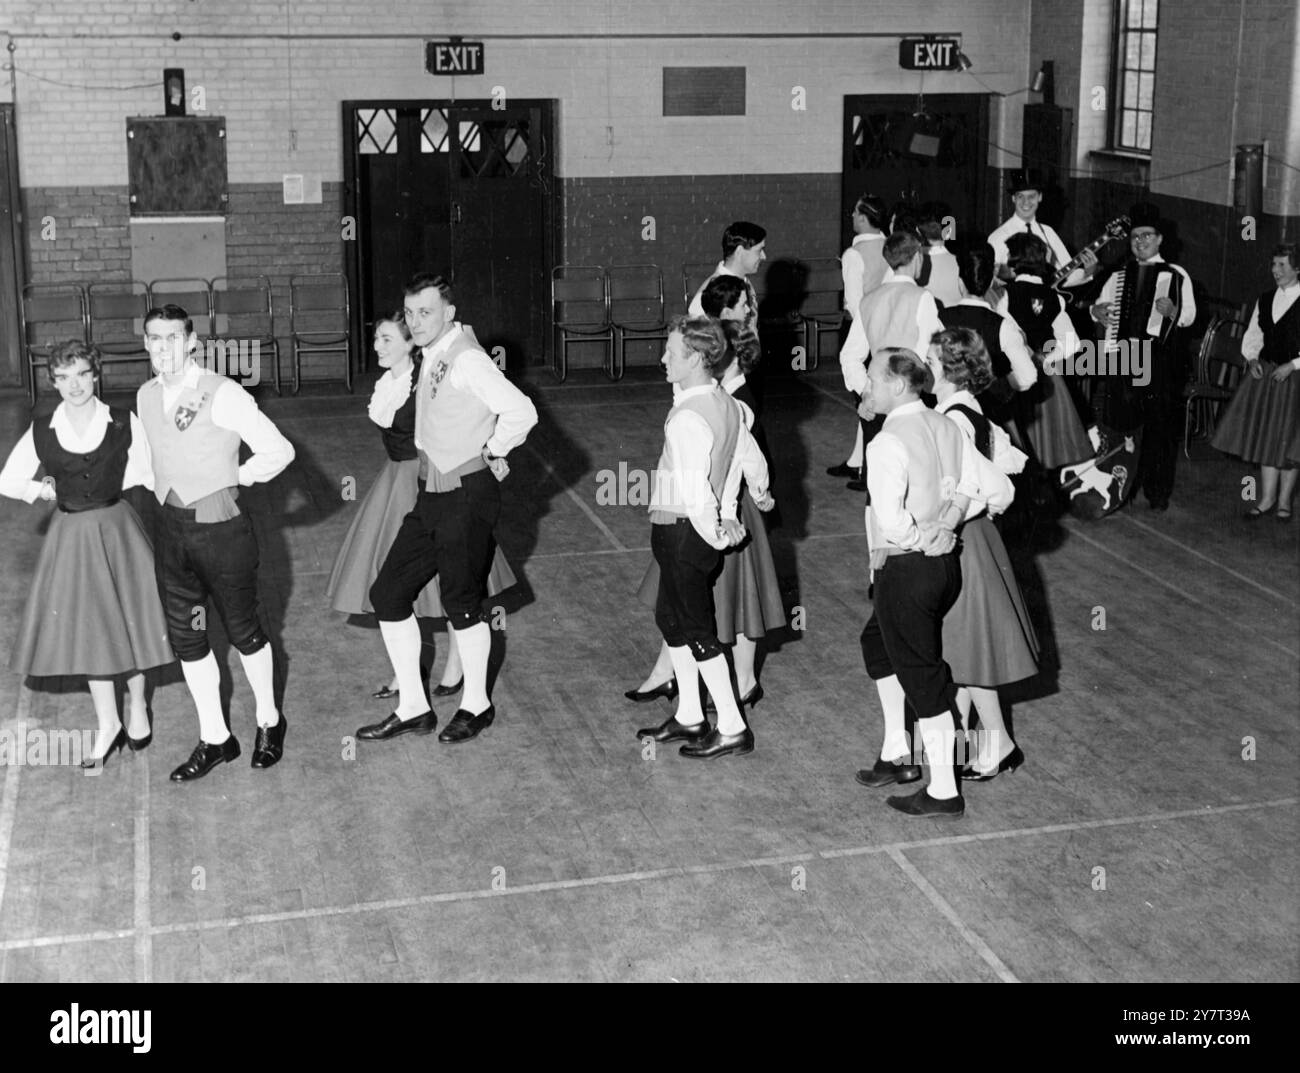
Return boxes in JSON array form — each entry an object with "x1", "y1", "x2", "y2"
[
  {"x1": 21, "y1": 282, "x2": 88, "y2": 405},
  {"x1": 212, "y1": 276, "x2": 281, "y2": 394},
  {"x1": 1183, "y1": 315, "x2": 1246, "y2": 457},
  {"x1": 289, "y1": 273, "x2": 352, "y2": 393},
  {"x1": 608, "y1": 264, "x2": 669, "y2": 380},
  {"x1": 87, "y1": 280, "x2": 151, "y2": 394},
  {"x1": 551, "y1": 265, "x2": 611, "y2": 383},
  {"x1": 681, "y1": 262, "x2": 717, "y2": 312},
  {"x1": 798, "y1": 257, "x2": 846, "y2": 370}
]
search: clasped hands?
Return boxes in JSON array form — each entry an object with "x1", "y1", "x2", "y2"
[{"x1": 480, "y1": 446, "x2": 510, "y2": 481}]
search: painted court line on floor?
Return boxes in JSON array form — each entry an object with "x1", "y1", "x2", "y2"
[
  {"x1": 525, "y1": 443, "x2": 627, "y2": 552},
  {"x1": 132, "y1": 750, "x2": 152, "y2": 983},
  {"x1": 1062, "y1": 523, "x2": 1300, "y2": 659},
  {"x1": 1, "y1": 796, "x2": 1291, "y2": 954},
  {"x1": 886, "y1": 845, "x2": 1019, "y2": 983},
  {"x1": 0, "y1": 685, "x2": 31, "y2": 925},
  {"x1": 1116, "y1": 512, "x2": 1296, "y2": 606}
]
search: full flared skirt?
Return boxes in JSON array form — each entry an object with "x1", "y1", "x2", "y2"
[
  {"x1": 942, "y1": 515, "x2": 1040, "y2": 687},
  {"x1": 1018, "y1": 357, "x2": 1093, "y2": 468},
  {"x1": 327, "y1": 458, "x2": 517, "y2": 617},
  {"x1": 10, "y1": 501, "x2": 174, "y2": 677},
  {"x1": 1210, "y1": 369, "x2": 1299, "y2": 469}
]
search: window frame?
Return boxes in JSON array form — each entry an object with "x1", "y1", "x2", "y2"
[{"x1": 1108, "y1": 0, "x2": 1159, "y2": 156}]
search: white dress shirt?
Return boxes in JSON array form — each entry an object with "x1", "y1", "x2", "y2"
[
  {"x1": 0, "y1": 398, "x2": 153, "y2": 503},
  {"x1": 1097, "y1": 254, "x2": 1197, "y2": 330},
  {"x1": 936, "y1": 389, "x2": 1028, "y2": 496},
  {"x1": 144, "y1": 362, "x2": 295, "y2": 487},
  {"x1": 841, "y1": 232, "x2": 887, "y2": 317},
  {"x1": 950, "y1": 297, "x2": 1038, "y2": 390},
  {"x1": 1242, "y1": 282, "x2": 1300, "y2": 368},
  {"x1": 988, "y1": 214, "x2": 1086, "y2": 286},
  {"x1": 865, "y1": 399, "x2": 1011, "y2": 551},
  {"x1": 841, "y1": 271, "x2": 945, "y2": 392},
  {"x1": 414, "y1": 323, "x2": 538, "y2": 458},
  {"x1": 651, "y1": 383, "x2": 769, "y2": 549}
]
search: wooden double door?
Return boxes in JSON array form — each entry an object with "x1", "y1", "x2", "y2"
[{"x1": 343, "y1": 99, "x2": 556, "y2": 372}]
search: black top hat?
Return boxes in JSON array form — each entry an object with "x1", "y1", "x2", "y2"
[
  {"x1": 1007, "y1": 168, "x2": 1045, "y2": 195},
  {"x1": 1127, "y1": 202, "x2": 1164, "y2": 233}
]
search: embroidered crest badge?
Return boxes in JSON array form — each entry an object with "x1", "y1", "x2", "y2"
[
  {"x1": 174, "y1": 391, "x2": 209, "y2": 431},
  {"x1": 428, "y1": 358, "x2": 449, "y2": 399},
  {"x1": 1031, "y1": 298, "x2": 1044, "y2": 316}
]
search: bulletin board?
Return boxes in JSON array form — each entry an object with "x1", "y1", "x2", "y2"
[{"x1": 126, "y1": 116, "x2": 229, "y2": 216}]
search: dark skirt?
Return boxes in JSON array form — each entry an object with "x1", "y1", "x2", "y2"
[
  {"x1": 10, "y1": 501, "x2": 174, "y2": 677},
  {"x1": 942, "y1": 515, "x2": 1040, "y2": 688},
  {"x1": 1017, "y1": 355, "x2": 1093, "y2": 468},
  {"x1": 636, "y1": 494, "x2": 785, "y2": 643},
  {"x1": 327, "y1": 457, "x2": 517, "y2": 617},
  {"x1": 1210, "y1": 366, "x2": 1299, "y2": 469}
]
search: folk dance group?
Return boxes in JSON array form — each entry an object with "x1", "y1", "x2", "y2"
[
  {"x1": 1, "y1": 275, "x2": 538, "y2": 778},
  {"x1": 3, "y1": 193, "x2": 1294, "y2": 818}
]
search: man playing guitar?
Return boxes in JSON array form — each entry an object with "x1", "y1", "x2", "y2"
[{"x1": 988, "y1": 169, "x2": 1102, "y2": 289}]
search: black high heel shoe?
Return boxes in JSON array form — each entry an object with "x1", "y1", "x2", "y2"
[
  {"x1": 126, "y1": 730, "x2": 152, "y2": 752},
  {"x1": 705, "y1": 683, "x2": 763, "y2": 714},
  {"x1": 81, "y1": 728, "x2": 127, "y2": 770},
  {"x1": 371, "y1": 684, "x2": 399, "y2": 700},
  {"x1": 432, "y1": 677, "x2": 464, "y2": 697},
  {"x1": 960, "y1": 745, "x2": 1025, "y2": 782},
  {"x1": 624, "y1": 678, "x2": 679, "y2": 703}
]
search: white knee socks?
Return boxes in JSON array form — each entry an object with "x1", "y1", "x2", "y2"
[
  {"x1": 666, "y1": 645, "x2": 704, "y2": 727},
  {"x1": 238, "y1": 644, "x2": 279, "y2": 728},
  {"x1": 848, "y1": 423, "x2": 864, "y2": 468},
  {"x1": 918, "y1": 713, "x2": 959, "y2": 800},
  {"x1": 875, "y1": 674, "x2": 910, "y2": 762},
  {"x1": 699, "y1": 654, "x2": 745, "y2": 736},
  {"x1": 180, "y1": 652, "x2": 229, "y2": 744},
  {"x1": 455, "y1": 621, "x2": 492, "y2": 715},
  {"x1": 379, "y1": 616, "x2": 430, "y2": 718}
]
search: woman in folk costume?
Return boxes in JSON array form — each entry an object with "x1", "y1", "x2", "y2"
[
  {"x1": 633, "y1": 316, "x2": 774, "y2": 760},
  {"x1": 999, "y1": 232, "x2": 1093, "y2": 469},
  {"x1": 1211, "y1": 244, "x2": 1300, "y2": 520},
  {"x1": 327, "y1": 313, "x2": 516, "y2": 699},
  {"x1": 626, "y1": 278, "x2": 784, "y2": 711},
  {"x1": 0, "y1": 341, "x2": 172, "y2": 768},
  {"x1": 926, "y1": 328, "x2": 1039, "y2": 780}
]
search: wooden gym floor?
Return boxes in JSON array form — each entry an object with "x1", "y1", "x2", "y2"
[{"x1": 0, "y1": 362, "x2": 1295, "y2": 982}]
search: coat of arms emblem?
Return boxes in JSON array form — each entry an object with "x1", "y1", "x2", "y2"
[
  {"x1": 174, "y1": 391, "x2": 208, "y2": 431},
  {"x1": 1031, "y1": 297, "x2": 1044, "y2": 316}
]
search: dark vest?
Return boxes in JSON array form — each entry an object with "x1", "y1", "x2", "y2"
[
  {"x1": 1259, "y1": 289, "x2": 1300, "y2": 367},
  {"x1": 380, "y1": 356, "x2": 421, "y2": 462},
  {"x1": 32, "y1": 406, "x2": 131, "y2": 513},
  {"x1": 940, "y1": 303, "x2": 1017, "y2": 424},
  {"x1": 1005, "y1": 279, "x2": 1062, "y2": 353},
  {"x1": 730, "y1": 379, "x2": 771, "y2": 470}
]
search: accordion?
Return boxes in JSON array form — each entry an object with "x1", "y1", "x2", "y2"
[{"x1": 1104, "y1": 261, "x2": 1179, "y2": 350}]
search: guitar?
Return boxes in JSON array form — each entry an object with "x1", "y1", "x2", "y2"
[{"x1": 1053, "y1": 215, "x2": 1131, "y2": 293}]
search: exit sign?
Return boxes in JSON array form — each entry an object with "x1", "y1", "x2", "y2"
[
  {"x1": 425, "y1": 40, "x2": 485, "y2": 75},
  {"x1": 898, "y1": 37, "x2": 960, "y2": 71}
]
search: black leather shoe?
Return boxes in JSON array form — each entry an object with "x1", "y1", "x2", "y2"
[
  {"x1": 846, "y1": 477, "x2": 867, "y2": 492},
  {"x1": 680, "y1": 727, "x2": 755, "y2": 759},
  {"x1": 886, "y1": 787, "x2": 965, "y2": 818},
  {"x1": 357, "y1": 710, "x2": 437, "y2": 741},
  {"x1": 624, "y1": 678, "x2": 678, "y2": 703},
  {"x1": 636, "y1": 714, "x2": 711, "y2": 743},
  {"x1": 371, "y1": 684, "x2": 399, "y2": 700},
  {"x1": 855, "y1": 756, "x2": 922, "y2": 787},
  {"x1": 432, "y1": 678, "x2": 463, "y2": 697},
  {"x1": 251, "y1": 715, "x2": 287, "y2": 769},
  {"x1": 826, "y1": 462, "x2": 858, "y2": 477},
  {"x1": 81, "y1": 728, "x2": 126, "y2": 770},
  {"x1": 125, "y1": 731, "x2": 152, "y2": 752},
  {"x1": 960, "y1": 745, "x2": 1025, "y2": 782},
  {"x1": 170, "y1": 737, "x2": 240, "y2": 782},
  {"x1": 438, "y1": 706, "x2": 495, "y2": 744}
]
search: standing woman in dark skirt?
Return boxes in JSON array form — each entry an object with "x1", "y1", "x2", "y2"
[
  {"x1": 1211, "y1": 244, "x2": 1300, "y2": 520},
  {"x1": 999, "y1": 232, "x2": 1093, "y2": 469},
  {"x1": 0, "y1": 341, "x2": 173, "y2": 767},
  {"x1": 927, "y1": 328, "x2": 1039, "y2": 780},
  {"x1": 626, "y1": 277, "x2": 784, "y2": 708},
  {"x1": 327, "y1": 313, "x2": 516, "y2": 699}
]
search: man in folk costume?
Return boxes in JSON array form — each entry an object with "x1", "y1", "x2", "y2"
[
  {"x1": 988, "y1": 169, "x2": 1099, "y2": 287},
  {"x1": 1079, "y1": 204, "x2": 1196, "y2": 516},
  {"x1": 854, "y1": 348, "x2": 1015, "y2": 817},
  {"x1": 359, "y1": 274, "x2": 537, "y2": 746},
  {"x1": 841, "y1": 231, "x2": 946, "y2": 493},
  {"x1": 136, "y1": 304, "x2": 296, "y2": 781},
  {"x1": 689, "y1": 221, "x2": 766, "y2": 335}
]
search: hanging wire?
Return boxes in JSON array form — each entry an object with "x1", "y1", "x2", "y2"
[{"x1": 10, "y1": 65, "x2": 161, "y2": 91}]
